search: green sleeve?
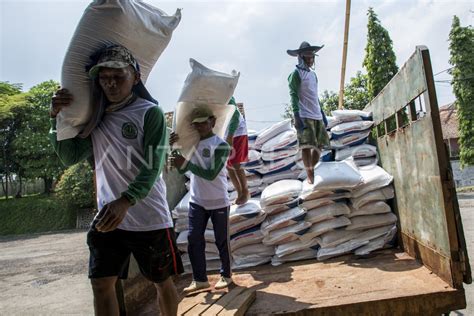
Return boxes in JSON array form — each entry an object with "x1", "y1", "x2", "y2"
[
  {"x1": 49, "y1": 119, "x2": 93, "y2": 167},
  {"x1": 121, "y1": 106, "x2": 168, "y2": 205},
  {"x1": 181, "y1": 142, "x2": 230, "y2": 181},
  {"x1": 227, "y1": 107, "x2": 240, "y2": 137},
  {"x1": 288, "y1": 70, "x2": 301, "y2": 113}
]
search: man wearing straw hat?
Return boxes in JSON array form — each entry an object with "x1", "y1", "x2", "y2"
[{"x1": 287, "y1": 41, "x2": 329, "y2": 184}]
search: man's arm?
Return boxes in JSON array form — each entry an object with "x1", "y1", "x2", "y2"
[
  {"x1": 288, "y1": 70, "x2": 301, "y2": 113},
  {"x1": 180, "y1": 142, "x2": 230, "y2": 181},
  {"x1": 121, "y1": 106, "x2": 168, "y2": 205},
  {"x1": 49, "y1": 118, "x2": 93, "y2": 166}
]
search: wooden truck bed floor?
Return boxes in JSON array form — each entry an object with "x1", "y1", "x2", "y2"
[{"x1": 176, "y1": 249, "x2": 466, "y2": 315}]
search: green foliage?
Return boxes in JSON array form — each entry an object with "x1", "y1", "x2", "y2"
[
  {"x1": 12, "y1": 80, "x2": 65, "y2": 187},
  {"x1": 449, "y1": 16, "x2": 474, "y2": 167},
  {"x1": 55, "y1": 161, "x2": 94, "y2": 209},
  {"x1": 0, "y1": 81, "x2": 22, "y2": 96},
  {"x1": 344, "y1": 71, "x2": 371, "y2": 110},
  {"x1": 363, "y1": 7, "x2": 399, "y2": 99},
  {"x1": 319, "y1": 90, "x2": 339, "y2": 113},
  {"x1": 0, "y1": 195, "x2": 76, "y2": 235}
]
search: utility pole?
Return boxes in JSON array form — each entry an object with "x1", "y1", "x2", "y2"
[{"x1": 338, "y1": 0, "x2": 351, "y2": 109}]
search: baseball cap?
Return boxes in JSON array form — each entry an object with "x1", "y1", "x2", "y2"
[
  {"x1": 88, "y1": 45, "x2": 139, "y2": 78},
  {"x1": 190, "y1": 107, "x2": 214, "y2": 124}
]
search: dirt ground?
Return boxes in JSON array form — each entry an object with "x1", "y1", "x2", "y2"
[{"x1": 0, "y1": 193, "x2": 473, "y2": 315}]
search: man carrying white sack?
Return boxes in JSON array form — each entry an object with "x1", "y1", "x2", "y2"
[
  {"x1": 49, "y1": 45, "x2": 183, "y2": 316},
  {"x1": 287, "y1": 41, "x2": 329, "y2": 184}
]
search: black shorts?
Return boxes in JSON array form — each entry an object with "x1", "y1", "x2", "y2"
[{"x1": 87, "y1": 227, "x2": 184, "y2": 283}]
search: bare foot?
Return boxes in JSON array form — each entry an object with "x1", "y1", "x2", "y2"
[
  {"x1": 306, "y1": 169, "x2": 314, "y2": 184},
  {"x1": 235, "y1": 190, "x2": 250, "y2": 205}
]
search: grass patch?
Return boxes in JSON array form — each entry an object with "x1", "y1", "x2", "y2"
[{"x1": 0, "y1": 195, "x2": 76, "y2": 236}]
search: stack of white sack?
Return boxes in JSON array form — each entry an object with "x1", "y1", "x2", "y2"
[
  {"x1": 315, "y1": 164, "x2": 398, "y2": 261},
  {"x1": 172, "y1": 190, "x2": 214, "y2": 233},
  {"x1": 229, "y1": 199, "x2": 270, "y2": 269},
  {"x1": 271, "y1": 160, "x2": 362, "y2": 265},
  {"x1": 243, "y1": 120, "x2": 304, "y2": 185},
  {"x1": 227, "y1": 169, "x2": 266, "y2": 200},
  {"x1": 176, "y1": 230, "x2": 222, "y2": 274},
  {"x1": 328, "y1": 110, "x2": 376, "y2": 167}
]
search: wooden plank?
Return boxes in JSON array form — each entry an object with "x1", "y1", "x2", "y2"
[
  {"x1": 185, "y1": 292, "x2": 225, "y2": 315},
  {"x1": 178, "y1": 292, "x2": 208, "y2": 315},
  {"x1": 201, "y1": 287, "x2": 246, "y2": 316},
  {"x1": 218, "y1": 288, "x2": 256, "y2": 316}
]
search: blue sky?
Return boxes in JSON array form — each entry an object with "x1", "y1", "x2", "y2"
[{"x1": 1, "y1": 0, "x2": 473, "y2": 131}]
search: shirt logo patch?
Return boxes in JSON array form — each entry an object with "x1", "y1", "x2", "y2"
[
  {"x1": 202, "y1": 148, "x2": 211, "y2": 158},
  {"x1": 122, "y1": 122, "x2": 138, "y2": 139}
]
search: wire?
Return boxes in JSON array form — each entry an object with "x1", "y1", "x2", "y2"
[
  {"x1": 433, "y1": 67, "x2": 454, "y2": 76},
  {"x1": 435, "y1": 76, "x2": 474, "y2": 83}
]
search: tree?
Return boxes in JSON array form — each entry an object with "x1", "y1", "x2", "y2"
[
  {"x1": 12, "y1": 80, "x2": 65, "y2": 194},
  {"x1": 363, "y1": 7, "x2": 398, "y2": 99},
  {"x1": 319, "y1": 90, "x2": 339, "y2": 113},
  {"x1": 55, "y1": 161, "x2": 94, "y2": 209},
  {"x1": 0, "y1": 83, "x2": 27, "y2": 199},
  {"x1": 449, "y1": 16, "x2": 474, "y2": 167},
  {"x1": 344, "y1": 71, "x2": 371, "y2": 110}
]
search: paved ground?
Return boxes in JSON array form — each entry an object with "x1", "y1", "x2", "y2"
[{"x1": 0, "y1": 193, "x2": 472, "y2": 315}]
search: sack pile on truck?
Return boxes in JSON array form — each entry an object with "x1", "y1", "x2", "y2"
[
  {"x1": 59, "y1": 1, "x2": 181, "y2": 140},
  {"x1": 176, "y1": 230, "x2": 223, "y2": 274},
  {"x1": 327, "y1": 110, "x2": 377, "y2": 167}
]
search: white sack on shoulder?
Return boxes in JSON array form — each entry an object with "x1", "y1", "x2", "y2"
[
  {"x1": 59, "y1": 2, "x2": 181, "y2": 140},
  {"x1": 173, "y1": 59, "x2": 239, "y2": 160}
]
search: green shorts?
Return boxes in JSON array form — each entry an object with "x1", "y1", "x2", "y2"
[{"x1": 297, "y1": 118, "x2": 330, "y2": 149}]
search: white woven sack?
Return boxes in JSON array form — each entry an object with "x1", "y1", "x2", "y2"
[
  {"x1": 317, "y1": 239, "x2": 369, "y2": 261},
  {"x1": 257, "y1": 156, "x2": 297, "y2": 175},
  {"x1": 345, "y1": 213, "x2": 397, "y2": 231},
  {"x1": 331, "y1": 109, "x2": 372, "y2": 121},
  {"x1": 326, "y1": 116, "x2": 342, "y2": 129},
  {"x1": 172, "y1": 192, "x2": 190, "y2": 219},
  {"x1": 260, "y1": 206, "x2": 306, "y2": 235},
  {"x1": 335, "y1": 144, "x2": 377, "y2": 161},
  {"x1": 305, "y1": 203, "x2": 350, "y2": 224},
  {"x1": 263, "y1": 197, "x2": 299, "y2": 216},
  {"x1": 354, "y1": 225, "x2": 397, "y2": 256},
  {"x1": 261, "y1": 129, "x2": 297, "y2": 152},
  {"x1": 232, "y1": 243, "x2": 275, "y2": 257},
  {"x1": 330, "y1": 131, "x2": 371, "y2": 149},
  {"x1": 261, "y1": 147, "x2": 299, "y2": 162},
  {"x1": 243, "y1": 150, "x2": 262, "y2": 167},
  {"x1": 331, "y1": 121, "x2": 373, "y2": 136},
  {"x1": 262, "y1": 221, "x2": 312, "y2": 245},
  {"x1": 260, "y1": 179, "x2": 302, "y2": 207},
  {"x1": 300, "y1": 181, "x2": 351, "y2": 201},
  {"x1": 318, "y1": 229, "x2": 359, "y2": 248},
  {"x1": 229, "y1": 199, "x2": 262, "y2": 224},
  {"x1": 275, "y1": 237, "x2": 319, "y2": 258},
  {"x1": 232, "y1": 255, "x2": 271, "y2": 269},
  {"x1": 271, "y1": 249, "x2": 318, "y2": 266},
  {"x1": 349, "y1": 201, "x2": 391, "y2": 218},
  {"x1": 354, "y1": 157, "x2": 378, "y2": 167},
  {"x1": 262, "y1": 168, "x2": 301, "y2": 185},
  {"x1": 351, "y1": 185, "x2": 395, "y2": 210},
  {"x1": 230, "y1": 226, "x2": 264, "y2": 250},
  {"x1": 299, "y1": 216, "x2": 351, "y2": 243},
  {"x1": 229, "y1": 212, "x2": 266, "y2": 236},
  {"x1": 352, "y1": 224, "x2": 396, "y2": 243},
  {"x1": 351, "y1": 166, "x2": 394, "y2": 198},
  {"x1": 247, "y1": 174, "x2": 263, "y2": 187},
  {"x1": 254, "y1": 120, "x2": 292, "y2": 149},
  {"x1": 310, "y1": 159, "x2": 363, "y2": 191},
  {"x1": 59, "y1": 1, "x2": 181, "y2": 140},
  {"x1": 173, "y1": 59, "x2": 239, "y2": 160}
]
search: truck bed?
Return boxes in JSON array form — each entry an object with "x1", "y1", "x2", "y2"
[{"x1": 176, "y1": 249, "x2": 466, "y2": 315}]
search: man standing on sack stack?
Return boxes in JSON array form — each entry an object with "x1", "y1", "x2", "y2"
[
  {"x1": 287, "y1": 41, "x2": 329, "y2": 184},
  {"x1": 49, "y1": 45, "x2": 183, "y2": 316}
]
